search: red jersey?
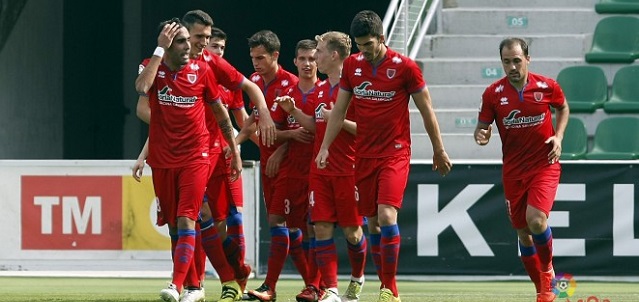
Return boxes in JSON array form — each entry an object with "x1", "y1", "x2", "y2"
[
  {"x1": 312, "y1": 80, "x2": 356, "y2": 176},
  {"x1": 249, "y1": 66, "x2": 299, "y2": 168},
  {"x1": 479, "y1": 72, "x2": 566, "y2": 178},
  {"x1": 200, "y1": 49, "x2": 245, "y2": 91},
  {"x1": 283, "y1": 83, "x2": 317, "y2": 179},
  {"x1": 340, "y1": 48, "x2": 425, "y2": 158},
  {"x1": 140, "y1": 58, "x2": 221, "y2": 168}
]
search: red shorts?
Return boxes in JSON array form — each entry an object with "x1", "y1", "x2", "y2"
[
  {"x1": 205, "y1": 173, "x2": 244, "y2": 222},
  {"x1": 356, "y1": 155, "x2": 410, "y2": 217},
  {"x1": 261, "y1": 171, "x2": 288, "y2": 217},
  {"x1": 309, "y1": 173, "x2": 361, "y2": 227},
  {"x1": 283, "y1": 177, "x2": 310, "y2": 229},
  {"x1": 503, "y1": 164, "x2": 561, "y2": 229},
  {"x1": 152, "y1": 163, "x2": 211, "y2": 227}
]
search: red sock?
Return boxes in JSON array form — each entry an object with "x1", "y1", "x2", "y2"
[
  {"x1": 227, "y1": 210, "x2": 246, "y2": 266},
  {"x1": 172, "y1": 229, "x2": 196, "y2": 291},
  {"x1": 265, "y1": 226, "x2": 289, "y2": 290},
  {"x1": 347, "y1": 236, "x2": 367, "y2": 279},
  {"x1": 201, "y1": 223, "x2": 235, "y2": 282},
  {"x1": 315, "y1": 238, "x2": 338, "y2": 288},
  {"x1": 185, "y1": 255, "x2": 201, "y2": 289},
  {"x1": 194, "y1": 226, "x2": 206, "y2": 284},
  {"x1": 370, "y1": 233, "x2": 383, "y2": 285},
  {"x1": 380, "y1": 225, "x2": 400, "y2": 296},
  {"x1": 521, "y1": 254, "x2": 541, "y2": 293},
  {"x1": 533, "y1": 228, "x2": 554, "y2": 272},
  {"x1": 306, "y1": 238, "x2": 320, "y2": 288},
  {"x1": 289, "y1": 229, "x2": 310, "y2": 285},
  {"x1": 223, "y1": 237, "x2": 241, "y2": 267}
]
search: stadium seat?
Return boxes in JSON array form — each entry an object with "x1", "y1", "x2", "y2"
[
  {"x1": 585, "y1": 116, "x2": 639, "y2": 160},
  {"x1": 596, "y1": 0, "x2": 639, "y2": 14},
  {"x1": 603, "y1": 65, "x2": 639, "y2": 113},
  {"x1": 585, "y1": 16, "x2": 639, "y2": 63},
  {"x1": 557, "y1": 117, "x2": 588, "y2": 160},
  {"x1": 556, "y1": 65, "x2": 608, "y2": 113}
]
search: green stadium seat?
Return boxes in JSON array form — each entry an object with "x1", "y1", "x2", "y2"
[
  {"x1": 585, "y1": 116, "x2": 639, "y2": 160},
  {"x1": 596, "y1": 0, "x2": 639, "y2": 14},
  {"x1": 585, "y1": 16, "x2": 639, "y2": 63},
  {"x1": 557, "y1": 117, "x2": 588, "y2": 160},
  {"x1": 603, "y1": 65, "x2": 639, "y2": 113},
  {"x1": 556, "y1": 65, "x2": 608, "y2": 113}
]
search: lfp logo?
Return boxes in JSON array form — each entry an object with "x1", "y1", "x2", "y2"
[{"x1": 553, "y1": 272, "x2": 577, "y2": 298}]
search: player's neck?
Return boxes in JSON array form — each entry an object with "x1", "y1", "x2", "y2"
[
  {"x1": 370, "y1": 44, "x2": 387, "y2": 65},
  {"x1": 262, "y1": 64, "x2": 279, "y2": 84},
  {"x1": 509, "y1": 74, "x2": 528, "y2": 91},
  {"x1": 165, "y1": 59, "x2": 185, "y2": 72},
  {"x1": 298, "y1": 77, "x2": 317, "y2": 93},
  {"x1": 327, "y1": 67, "x2": 341, "y2": 86}
]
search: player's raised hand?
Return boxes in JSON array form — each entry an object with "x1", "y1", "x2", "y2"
[
  {"x1": 275, "y1": 96, "x2": 296, "y2": 113},
  {"x1": 158, "y1": 21, "x2": 181, "y2": 50}
]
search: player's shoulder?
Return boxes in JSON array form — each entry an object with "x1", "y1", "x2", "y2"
[
  {"x1": 483, "y1": 77, "x2": 509, "y2": 97},
  {"x1": 385, "y1": 48, "x2": 413, "y2": 67},
  {"x1": 528, "y1": 72, "x2": 559, "y2": 90},
  {"x1": 249, "y1": 72, "x2": 262, "y2": 83}
]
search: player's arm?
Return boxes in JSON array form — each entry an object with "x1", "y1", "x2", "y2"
[
  {"x1": 413, "y1": 87, "x2": 452, "y2": 176},
  {"x1": 136, "y1": 95, "x2": 151, "y2": 124},
  {"x1": 547, "y1": 100, "x2": 570, "y2": 163},
  {"x1": 321, "y1": 103, "x2": 356, "y2": 135},
  {"x1": 276, "y1": 128, "x2": 314, "y2": 144},
  {"x1": 132, "y1": 137, "x2": 149, "y2": 182},
  {"x1": 210, "y1": 101, "x2": 243, "y2": 181},
  {"x1": 275, "y1": 96, "x2": 316, "y2": 133},
  {"x1": 265, "y1": 142, "x2": 288, "y2": 178},
  {"x1": 231, "y1": 108, "x2": 259, "y2": 145},
  {"x1": 240, "y1": 79, "x2": 276, "y2": 147},
  {"x1": 236, "y1": 112, "x2": 257, "y2": 145},
  {"x1": 316, "y1": 88, "x2": 351, "y2": 168},
  {"x1": 135, "y1": 22, "x2": 181, "y2": 94}
]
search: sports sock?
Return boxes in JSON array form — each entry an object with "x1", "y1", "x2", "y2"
[
  {"x1": 306, "y1": 237, "x2": 320, "y2": 288},
  {"x1": 532, "y1": 227, "x2": 554, "y2": 272},
  {"x1": 172, "y1": 229, "x2": 196, "y2": 291},
  {"x1": 369, "y1": 233, "x2": 383, "y2": 284},
  {"x1": 380, "y1": 224, "x2": 400, "y2": 297},
  {"x1": 289, "y1": 229, "x2": 310, "y2": 285},
  {"x1": 347, "y1": 235, "x2": 367, "y2": 279},
  {"x1": 265, "y1": 226, "x2": 289, "y2": 290},
  {"x1": 226, "y1": 208, "x2": 246, "y2": 266},
  {"x1": 519, "y1": 242, "x2": 541, "y2": 293},
  {"x1": 201, "y1": 218, "x2": 235, "y2": 282},
  {"x1": 315, "y1": 238, "x2": 338, "y2": 288},
  {"x1": 193, "y1": 225, "x2": 206, "y2": 284}
]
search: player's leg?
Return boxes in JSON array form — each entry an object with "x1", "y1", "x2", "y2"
[
  {"x1": 376, "y1": 155, "x2": 410, "y2": 301},
  {"x1": 355, "y1": 157, "x2": 382, "y2": 287},
  {"x1": 286, "y1": 179, "x2": 312, "y2": 287}
]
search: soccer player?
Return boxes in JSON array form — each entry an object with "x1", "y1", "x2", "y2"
[
  {"x1": 315, "y1": 10, "x2": 452, "y2": 302},
  {"x1": 239, "y1": 30, "x2": 300, "y2": 302},
  {"x1": 276, "y1": 39, "x2": 320, "y2": 302},
  {"x1": 278, "y1": 31, "x2": 366, "y2": 302},
  {"x1": 474, "y1": 37, "x2": 569, "y2": 302},
  {"x1": 134, "y1": 18, "x2": 242, "y2": 302}
]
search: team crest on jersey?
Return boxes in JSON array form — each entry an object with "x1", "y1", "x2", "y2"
[
  {"x1": 534, "y1": 92, "x2": 544, "y2": 102},
  {"x1": 187, "y1": 73, "x2": 197, "y2": 84},
  {"x1": 387, "y1": 69, "x2": 396, "y2": 79}
]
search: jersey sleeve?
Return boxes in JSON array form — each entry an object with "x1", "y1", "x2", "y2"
[
  {"x1": 339, "y1": 56, "x2": 354, "y2": 92},
  {"x1": 208, "y1": 55, "x2": 244, "y2": 91},
  {"x1": 227, "y1": 89, "x2": 245, "y2": 110},
  {"x1": 478, "y1": 87, "x2": 495, "y2": 125},
  {"x1": 405, "y1": 59, "x2": 426, "y2": 94},
  {"x1": 137, "y1": 58, "x2": 152, "y2": 96},
  {"x1": 550, "y1": 79, "x2": 567, "y2": 108},
  {"x1": 204, "y1": 67, "x2": 222, "y2": 104}
]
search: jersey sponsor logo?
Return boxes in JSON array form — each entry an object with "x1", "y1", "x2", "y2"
[
  {"x1": 315, "y1": 103, "x2": 327, "y2": 122},
  {"x1": 187, "y1": 73, "x2": 197, "y2": 84},
  {"x1": 157, "y1": 86, "x2": 197, "y2": 107},
  {"x1": 502, "y1": 109, "x2": 545, "y2": 128},
  {"x1": 387, "y1": 68, "x2": 396, "y2": 79},
  {"x1": 353, "y1": 81, "x2": 396, "y2": 101},
  {"x1": 534, "y1": 92, "x2": 544, "y2": 102}
]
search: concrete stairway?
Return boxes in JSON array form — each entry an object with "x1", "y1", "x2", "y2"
[{"x1": 409, "y1": 0, "x2": 601, "y2": 160}]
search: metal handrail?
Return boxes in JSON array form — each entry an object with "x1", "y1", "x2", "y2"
[
  {"x1": 409, "y1": 0, "x2": 442, "y2": 59},
  {"x1": 383, "y1": 0, "x2": 443, "y2": 59}
]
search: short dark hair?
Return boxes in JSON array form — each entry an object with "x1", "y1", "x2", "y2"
[
  {"x1": 350, "y1": 10, "x2": 384, "y2": 39},
  {"x1": 157, "y1": 17, "x2": 183, "y2": 34},
  {"x1": 211, "y1": 27, "x2": 227, "y2": 41},
  {"x1": 248, "y1": 30, "x2": 280, "y2": 54},
  {"x1": 295, "y1": 39, "x2": 317, "y2": 57},
  {"x1": 499, "y1": 37, "x2": 529, "y2": 58},
  {"x1": 181, "y1": 10, "x2": 213, "y2": 30}
]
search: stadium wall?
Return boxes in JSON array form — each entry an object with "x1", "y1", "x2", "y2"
[{"x1": 1, "y1": 160, "x2": 637, "y2": 279}]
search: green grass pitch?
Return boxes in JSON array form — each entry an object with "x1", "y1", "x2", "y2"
[{"x1": 1, "y1": 277, "x2": 637, "y2": 301}]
